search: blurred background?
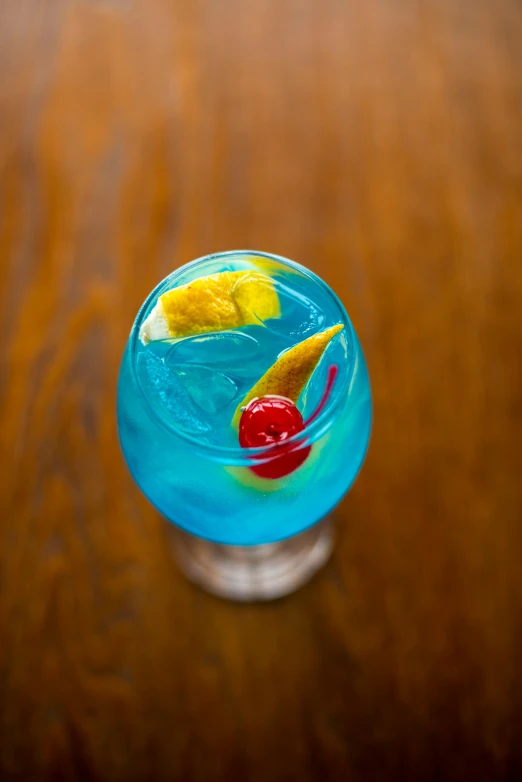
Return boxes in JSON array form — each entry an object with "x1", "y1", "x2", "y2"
[{"x1": 1, "y1": 0, "x2": 522, "y2": 780}]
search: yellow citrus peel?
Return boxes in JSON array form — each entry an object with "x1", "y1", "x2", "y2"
[{"x1": 140, "y1": 271, "x2": 280, "y2": 343}]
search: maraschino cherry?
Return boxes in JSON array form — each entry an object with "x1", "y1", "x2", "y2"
[{"x1": 239, "y1": 365, "x2": 338, "y2": 479}]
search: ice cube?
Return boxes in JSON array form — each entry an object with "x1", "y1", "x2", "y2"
[
  {"x1": 171, "y1": 364, "x2": 239, "y2": 414},
  {"x1": 254, "y1": 278, "x2": 326, "y2": 341},
  {"x1": 164, "y1": 331, "x2": 264, "y2": 379},
  {"x1": 137, "y1": 351, "x2": 212, "y2": 434}
]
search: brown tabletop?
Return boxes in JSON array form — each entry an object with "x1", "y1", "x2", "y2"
[{"x1": 1, "y1": 1, "x2": 522, "y2": 780}]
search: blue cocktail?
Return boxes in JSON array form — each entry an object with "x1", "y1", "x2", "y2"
[{"x1": 117, "y1": 251, "x2": 371, "y2": 598}]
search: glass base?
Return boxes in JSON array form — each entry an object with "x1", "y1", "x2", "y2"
[{"x1": 168, "y1": 518, "x2": 333, "y2": 601}]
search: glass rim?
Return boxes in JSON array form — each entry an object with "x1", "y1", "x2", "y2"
[{"x1": 128, "y1": 250, "x2": 357, "y2": 464}]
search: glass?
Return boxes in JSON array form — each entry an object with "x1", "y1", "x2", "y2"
[{"x1": 117, "y1": 250, "x2": 372, "y2": 600}]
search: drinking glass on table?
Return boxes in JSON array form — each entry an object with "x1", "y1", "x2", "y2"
[{"x1": 117, "y1": 250, "x2": 371, "y2": 599}]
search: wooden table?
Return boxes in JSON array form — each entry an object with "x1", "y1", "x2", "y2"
[{"x1": 1, "y1": 1, "x2": 521, "y2": 780}]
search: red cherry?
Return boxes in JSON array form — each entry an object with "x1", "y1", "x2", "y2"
[
  {"x1": 239, "y1": 397, "x2": 302, "y2": 447},
  {"x1": 239, "y1": 396, "x2": 312, "y2": 479}
]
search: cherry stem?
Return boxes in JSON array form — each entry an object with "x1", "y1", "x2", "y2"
[{"x1": 304, "y1": 364, "x2": 339, "y2": 427}]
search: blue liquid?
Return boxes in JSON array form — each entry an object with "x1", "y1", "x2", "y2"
[{"x1": 117, "y1": 251, "x2": 372, "y2": 545}]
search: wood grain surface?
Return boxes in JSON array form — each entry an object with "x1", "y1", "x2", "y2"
[{"x1": 1, "y1": 1, "x2": 522, "y2": 780}]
